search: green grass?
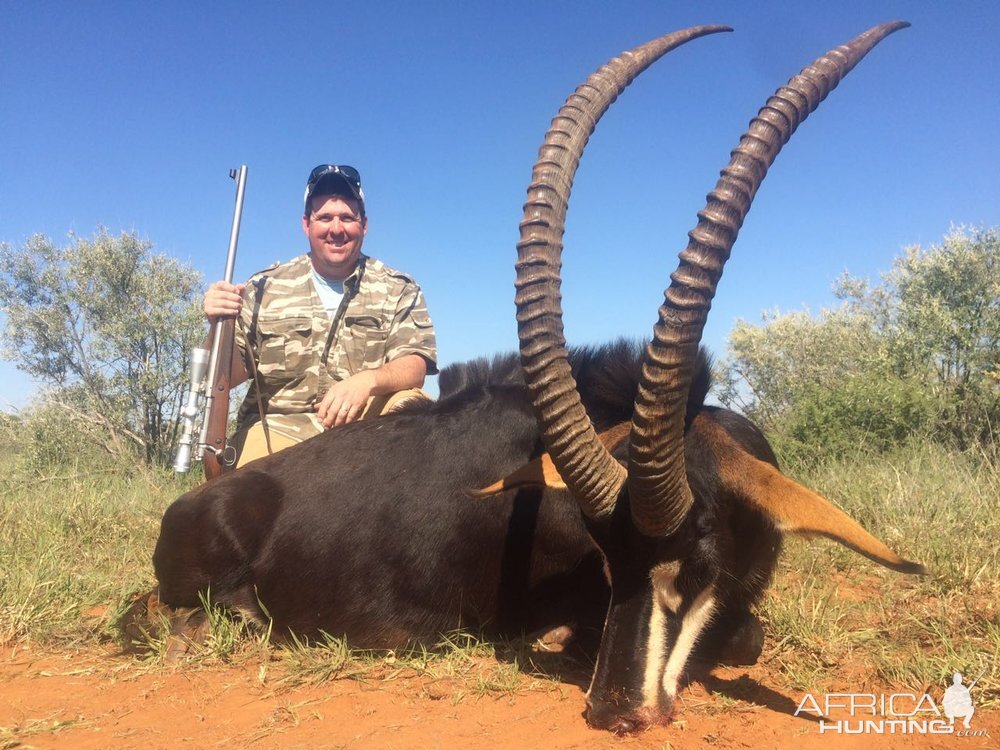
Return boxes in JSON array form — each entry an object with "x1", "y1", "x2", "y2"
[
  {"x1": 268, "y1": 628, "x2": 549, "y2": 698},
  {"x1": 765, "y1": 441, "x2": 999, "y2": 707},
  {"x1": 1, "y1": 439, "x2": 996, "y2": 710},
  {"x1": 0, "y1": 455, "x2": 193, "y2": 645}
]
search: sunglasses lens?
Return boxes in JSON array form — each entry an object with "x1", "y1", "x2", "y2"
[
  {"x1": 336, "y1": 165, "x2": 361, "y2": 186},
  {"x1": 308, "y1": 164, "x2": 331, "y2": 184},
  {"x1": 308, "y1": 164, "x2": 361, "y2": 188}
]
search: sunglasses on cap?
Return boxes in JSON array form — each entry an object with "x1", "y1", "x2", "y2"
[{"x1": 307, "y1": 164, "x2": 362, "y2": 190}]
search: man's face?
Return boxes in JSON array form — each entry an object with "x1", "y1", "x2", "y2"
[{"x1": 303, "y1": 194, "x2": 368, "y2": 280}]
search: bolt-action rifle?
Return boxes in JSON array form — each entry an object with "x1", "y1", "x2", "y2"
[{"x1": 174, "y1": 165, "x2": 248, "y2": 479}]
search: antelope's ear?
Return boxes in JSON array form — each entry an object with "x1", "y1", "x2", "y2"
[
  {"x1": 466, "y1": 453, "x2": 566, "y2": 499},
  {"x1": 466, "y1": 422, "x2": 629, "y2": 499},
  {"x1": 723, "y1": 447, "x2": 926, "y2": 575}
]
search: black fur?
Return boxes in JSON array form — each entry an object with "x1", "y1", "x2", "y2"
[
  {"x1": 154, "y1": 341, "x2": 780, "y2": 728},
  {"x1": 439, "y1": 338, "x2": 713, "y2": 430},
  {"x1": 157, "y1": 369, "x2": 599, "y2": 645}
]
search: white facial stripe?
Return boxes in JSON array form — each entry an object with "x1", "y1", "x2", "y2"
[
  {"x1": 641, "y1": 594, "x2": 668, "y2": 709},
  {"x1": 662, "y1": 587, "x2": 716, "y2": 698},
  {"x1": 651, "y1": 560, "x2": 682, "y2": 613},
  {"x1": 641, "y1": 562, "x2": 682, "y2": 710}
]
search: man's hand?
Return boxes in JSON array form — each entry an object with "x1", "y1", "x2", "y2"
[
  {"x1": 316, "y1": 355, "x2": 427, "y2": 429},
  {"x1": 204, "y1": 281, "x2": 246, "y2": 323},
  {"x1": 316, "y1": 370, "x2": 378, "y2": 428}
]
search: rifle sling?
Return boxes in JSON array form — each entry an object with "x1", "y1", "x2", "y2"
[{"x1": 237, "y1": 307, "x2": 273, "y2": 459}]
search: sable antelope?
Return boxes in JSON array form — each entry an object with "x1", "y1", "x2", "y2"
[{"x1": 149, "y1": 22, "x2": 922, "y2": 734}]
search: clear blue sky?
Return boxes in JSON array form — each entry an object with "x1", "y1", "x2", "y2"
[{"x1": 2, "y1": 1, "x2": 998, "y2": 409}]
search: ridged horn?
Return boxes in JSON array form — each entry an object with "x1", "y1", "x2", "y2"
[
  {"x1": 515, "y1": 26, "x2": 732, "y2": 521},
  {"x1": 628, "y1": 21, "x2": 910, "y2": 537}
]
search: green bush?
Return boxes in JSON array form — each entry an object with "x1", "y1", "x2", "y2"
[
  {"x1": 0, "y1": 230, "x2": 205, "y2": 466},
  {"x1": 772, "y1": 375, "x2": 935, "y2": 464},
  {"x1": 10, "y1": 403, "x2": 120, "y2": 476},
  {"x1": 720, "y1": 227, "x2": 998, "y2": 457}
]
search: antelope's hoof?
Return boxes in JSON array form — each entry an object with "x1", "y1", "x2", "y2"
[
  {"x1": 118, "y1": 588, "x2": 162, "y2": 651},
  {"x1": 532, "y1": 624, "x2": 575, "y2": 653},
  {"x1": 163, "y1": 607, "x2": 211, "y2": 663}
]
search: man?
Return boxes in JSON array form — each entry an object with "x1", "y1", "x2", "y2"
[{"x1": 204, "y1": 164, "x2": 437, "y2": 467}]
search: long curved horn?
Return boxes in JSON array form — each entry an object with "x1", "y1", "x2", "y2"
[
  {"x1": 628, "y1": 21, "x2": 910, "y2": 537},
  {"x1": 515, "y1": 26, "x2": 732, "y2": 521}
]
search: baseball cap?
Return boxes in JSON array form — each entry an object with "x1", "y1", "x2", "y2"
[{"x1": 304, "y1": 164, "x2": 366, "y2": 216}]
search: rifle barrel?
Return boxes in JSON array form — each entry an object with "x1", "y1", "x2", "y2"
[
  {"x1": 197, "y1": 165, "x2": 249, "y2": 459},
  {"x1": 222, "y1": 166, "x2": 248, "y2": 284}
]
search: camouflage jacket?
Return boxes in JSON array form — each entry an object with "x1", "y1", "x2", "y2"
[{"x1": 234, "y1": 253, "x2": 437, "y2": 430}]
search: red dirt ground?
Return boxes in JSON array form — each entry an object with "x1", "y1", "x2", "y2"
[{"x1": 1, "y1": 643, "x2": 995, "y2": 750}]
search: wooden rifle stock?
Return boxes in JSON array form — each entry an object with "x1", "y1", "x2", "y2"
[{"x1": 203, "y1": 318, "x2": 236, "y2": 481}]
